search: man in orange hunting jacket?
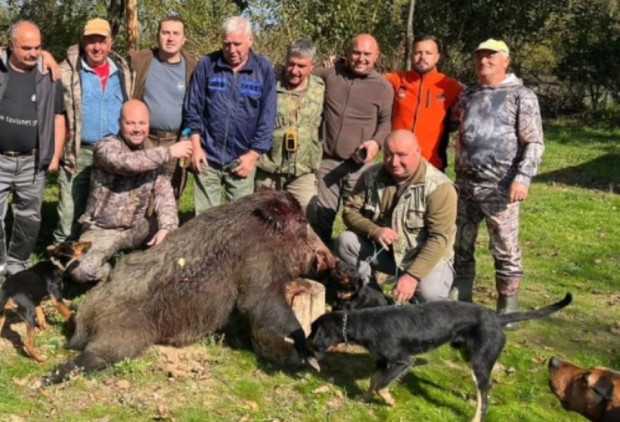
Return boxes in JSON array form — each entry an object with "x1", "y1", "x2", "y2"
[{"x1": 384, "y1": 35, "x2": 462, "y2": 171}]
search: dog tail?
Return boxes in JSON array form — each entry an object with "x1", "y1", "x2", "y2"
[{"x1": 497, "y1": 293, "x2": 572, "y2": 326}]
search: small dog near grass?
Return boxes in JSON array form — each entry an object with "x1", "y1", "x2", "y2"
[
  {"x1": 0, "y1": 241, "x2": 91, "y2": 362},
  {"x1": 308, "y1": 293, "x2": 572, "y2": 422},
  {"x1": 327, "y1": 261, "x2": 392, "y2": 310},
  {"x1": 548, "y1": 356, "x2": 620, "y2": 422}
]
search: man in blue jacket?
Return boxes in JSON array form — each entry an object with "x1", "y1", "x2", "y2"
[{"x1": 183, "y1": 16, "x2": 276, "y2": 213}]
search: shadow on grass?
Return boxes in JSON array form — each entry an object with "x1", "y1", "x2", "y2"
[{"x1": 537, "y1": 153, "x2": 620, "y2": 193}]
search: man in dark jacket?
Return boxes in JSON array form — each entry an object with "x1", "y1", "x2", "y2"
[
  {"x1": 129, "y1": 16, "x2": 198, "y2": 200},
  {"x1": 183, "y1": 16, "x2": 276, "y2": 214},
  {"x1": 313, "y1": 34, "x2": 394, "y2": 246},
  {"x1": 0, "y1": 21, "x2": 65, "y2": 276}
]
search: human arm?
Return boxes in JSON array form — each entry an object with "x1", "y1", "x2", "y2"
[
  {"x1": 40, "y1": 50, "x2": 60, "y2": 81},
  {"x1": 512, "y1": 88, "x2": 544, "y2": 200},
  {"x1": 94, "y1": 138, "x2": 172, "y2": 176},
  {"x1": 49, "y1": 114, "x2": 66, "y2": 172},
  {"x1": 367, "y1": 81, "x2": 394, "y2": 152},
  {"x1": 183, "y1": 57, "x2": 209, "y2": 171},
  {"x1": 150, "y1": 173, "x2": 179, "y2": 245}
]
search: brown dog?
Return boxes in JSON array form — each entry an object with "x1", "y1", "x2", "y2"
[{"x1": 548, "y1": 356, "x2": 620, "y2": 422}]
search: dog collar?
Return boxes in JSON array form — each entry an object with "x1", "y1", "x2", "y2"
[
  {"x1": 50, "y1": 256, "x2": 66, "y2": 271},
  {"x1": 341, "y1": 312, "x2": 349, "y2": 346}
]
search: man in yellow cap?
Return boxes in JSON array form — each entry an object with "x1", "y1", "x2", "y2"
[
  {"x1": 451, "y1": 39, "x2": 544, "y2": 326},
  {"x1": 54, "y1": 18, "x2": 133, "y2": 243}
]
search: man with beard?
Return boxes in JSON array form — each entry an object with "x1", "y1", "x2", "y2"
[
  {"x1": 68, "y1": 100, "x2": 191, "y2": 283},
  {"x1": 384, "y1": 35, "x2": 462, "y2": 171}
]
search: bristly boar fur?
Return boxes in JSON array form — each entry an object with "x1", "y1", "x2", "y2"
[{"x1": 46, "y1": 190, "x2": 335, "y2": 383}]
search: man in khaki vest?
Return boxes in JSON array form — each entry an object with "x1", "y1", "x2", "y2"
[{"x1": 334, "y1": 129, "x2": 457, "y2": 303}]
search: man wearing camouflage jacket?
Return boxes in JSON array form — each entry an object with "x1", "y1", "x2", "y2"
[
  {"x1": 451, "y1": 39, "x2": 544, "y2": 320},
  {"x1": 256, "y1": 39, "x2": 324, "y2": 221},
  {"x1": 69, "y1": 100, "x2": 191, "y2": 283}
]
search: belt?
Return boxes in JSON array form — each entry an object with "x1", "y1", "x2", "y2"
[
  {"x1": 149, "y1": 129, "x2": 179, "y2": 138},
  {"x1": 0, "y1": 149, "x2": 38, "y2": 157}
]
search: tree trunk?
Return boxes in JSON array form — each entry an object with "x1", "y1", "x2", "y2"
[
  {"x1": 125, "y1": 0, "x2": 139, "y2": 52},
  {"x1": 405, "y1": 0, "x2": 417, "y2": 70}
]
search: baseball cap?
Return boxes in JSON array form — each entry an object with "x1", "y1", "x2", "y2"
[
  {"x1": 83, "y1": 18, "x2": 111, "y2": 37},
  {"x1": 474, "y1": 39, "x2": 509, "y2": 55}
]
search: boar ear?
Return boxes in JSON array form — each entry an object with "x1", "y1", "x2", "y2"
[{"x1": 253, "y1": 195, "x2": 301, "y2": 231}]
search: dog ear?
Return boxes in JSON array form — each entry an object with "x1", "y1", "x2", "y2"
[{"x1": 588, "y1": 373, "x2": 615, "y2": 402}]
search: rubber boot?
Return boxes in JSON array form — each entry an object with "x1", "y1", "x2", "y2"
[
  {"x1": 497, "y1": 294, "x2": 519, "y2": 330},
  {"x1": 449, "y1": 278, "x2": 474, "y2": 302}
]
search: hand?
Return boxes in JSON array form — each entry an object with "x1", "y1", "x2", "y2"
[
  {"x1": 189, "y1": 134, "x2": 207, "y2": 173},
  {"x1": 232, "y1": 150, "x2": 259, "y2": 178},
  {"x1": 169, "y1": 140, "x2": 192, "y2": 159},
  {"x1": 147, "y1": 229, "x2": 169, "y2": 247},
  {"x1": 47, "y1": 156, "x2": 60, "y2": 173},
  {"x1": 359, "y1": 140, "x2": 380, "y2": 163},
  {"x1": 41, "y1": 50, "x2": 60, "y2": 81},
  {"x1": 508, "y1": 181, "x2": 529, "y2": 203},
  {"x1": 392, "y1": 273, "x2": 419, "y2": 304},
  {"x1": 323, "y1": 55, "x2": 337, "y2": 68},
  {"x1": 370, "y1": 227, "x2": 398, "y2": 250}
]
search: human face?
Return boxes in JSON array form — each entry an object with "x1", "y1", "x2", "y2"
[
  {"x1": 223, "y1": 29, "x2": 253, "y2": 69},
  {"x1": 120, "y1": 102, "x2": 149, "y2": 147},
  {"x1": 347, "y1": 35, "x2": 379, "y2": 76},
  {"x1": 475, "y1": 50, "x2": 510, "y2": 85},
  {"x1": 158, "y1": 20, "x2": 186, "y2": 60},
  {"x1": 284, "y1": 55, "x2": 313, "y2": 89},
  {"x1": 82, "y1": 34, "x2": 112, "y2": 67},
  {"x1": 383, "y1": 131, "x2": 421, "y2": 183},
  {"x1": 8, "y1": 23, "x2": 41, "y2": 72},
  {"x1": 411, "y1": 39, "x2": 440, "y2": 74}
]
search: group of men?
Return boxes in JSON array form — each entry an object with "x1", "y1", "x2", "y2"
[{"x1": 0, "y1": 15, "x2": 543, "y2": 320}]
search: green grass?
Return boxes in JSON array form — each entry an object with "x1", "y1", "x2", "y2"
[{"x1": 1, "y1": 119, "x2": 619, "y2": 421}]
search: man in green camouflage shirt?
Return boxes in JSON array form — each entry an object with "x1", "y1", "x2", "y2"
[
  {"x1": 256, "y1": 39, "x2": 324, "y2": 221},
  {"x1": 69, "y1": 100, "x2": 191, "y2": 283}
]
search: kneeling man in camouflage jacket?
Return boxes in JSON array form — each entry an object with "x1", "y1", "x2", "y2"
[{"x1": 69, "y1": 100, "x2": 191, "y2": 283}]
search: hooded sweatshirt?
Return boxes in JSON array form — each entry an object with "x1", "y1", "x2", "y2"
[{"x1": 453, "y1": 73, "x2": 544, "y2": 189}]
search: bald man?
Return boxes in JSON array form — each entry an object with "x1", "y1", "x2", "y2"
[
  {"x1": 335, "y1": 129, "x2": 457, "y2": 303},
  {"x1": 313, "y1": 33, "x2": 393, "y2": 246},
  {"x1": 69, "y1": 100, "x2": 191, "y2": 283},
  {"x1": 0, "y1": 21, "x2": 65, "y2": 277}
]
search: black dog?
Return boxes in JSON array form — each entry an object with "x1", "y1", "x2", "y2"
[
  {"x1": 0, "y1": 241, "x2": 91, "y2": 362},
  {"x1": 308, "y1": 293, "x2": 572, "y2": 421},
  {"x1": 327, "y1": 261, "x2": 391, "y2": 310}
]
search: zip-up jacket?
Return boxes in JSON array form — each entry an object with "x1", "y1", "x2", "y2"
[
  {"x1": 384, "y1": 68, "x2": 462, "y2": 170},
  {"x1": 453, "y1": 74, "x2": 544, "y2": 188},
  {"x1": 314, "y1": 62, "x2": 393, "y2": 160},
  {"x1": 257, "y1": 73, "x2": 325, "y2": 176},
  {"x1": 79, "y1": 135, "x2": 178, "y2": 231},
  {"x1": 129, "y1": 48, "x2": 198, "y2": 102},
  {"x1": 0, "y1": 50, "x2": 62, "y2": 170},
  {"x1": 343, "y1": 160, "x2": 457, "y2": 280},
  {"x1": 59, "y1": 44, "x2": 133, "y2": 174},
  {"x1": 183, "y1": 50, "x2": 276, "y2": 166}
]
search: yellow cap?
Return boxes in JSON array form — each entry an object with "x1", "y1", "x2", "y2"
[
  {"x1": 83, "y1": 18, "x2": 111, "y2": 37},
  {"x1": 474, "y1": 39, "x2": 509, "y2": 55}
]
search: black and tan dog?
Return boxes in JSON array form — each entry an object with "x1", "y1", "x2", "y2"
[
  {"x1": 327, "y1": 261, "x2": 391, "y2": 310},
  {"x1": 548, "y1": 356, "x2": 620, "y2": 422},
  {"x1": 308, "y1": 293, "x2": 572, "y2": 422},
  {"x1": 0, "y1": 241, "x2": 91, "y2": 362}
]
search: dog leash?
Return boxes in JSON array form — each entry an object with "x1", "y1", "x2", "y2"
[{"x1": 341, "y1": 312, "x2": 349, "y2": 346}]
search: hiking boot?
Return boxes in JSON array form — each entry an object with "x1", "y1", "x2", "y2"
[{"x1": 497, "y1": 294, "x2": 519, "y2": 330}]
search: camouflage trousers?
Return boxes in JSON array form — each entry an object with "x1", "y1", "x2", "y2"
[
  {"x1": 453, "y1": 183, "x2": 523, "y2": 298},
  {"x1": 68, "y1": 217, "x2": 156, "y2": 283}
]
